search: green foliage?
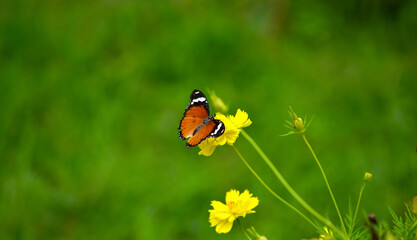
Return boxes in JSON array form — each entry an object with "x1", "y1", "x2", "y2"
[
  {"x1": 344, "y1": 204, "x2": 368, "y2": 240},
  {"x1": 389, "y1": 205, "x2": 417, "y2": 240}
]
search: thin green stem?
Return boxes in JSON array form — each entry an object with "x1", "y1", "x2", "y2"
[
  {"x1": 237, "y1": 219, "x2": 252, "y2": 240},
  {"x1": 302, "y1": 134, "x2": 347, "y2": 235},
  {"x1": 241, "y1": 130, "x2": 347, "y2": 240},
  {"x1": 349, "y1": 182, "x2": 367, "y2": 237},
  {"x1": 233, "y1": 145, "x2": 320, "y2": 231},
  {"x1": 410, "y1": 220, "x2": 417, "y2": 232}
]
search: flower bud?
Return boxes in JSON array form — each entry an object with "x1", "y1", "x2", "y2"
[
  {"x1": 288, "y1": 107, "x2": 306, "y2": 134},
  {"x1": 294, "y1": 117, "x2": 304, "y2": 130},
  {"x1": 364, "y1": 172, "x2": 373, "y2": 182},
  {"x1": 247, "y1": 227, "x2": 267, "y2": 240},
  {"x1": 257, "y1": 236, "x2": 268, "y2": 240},
  {"x1": 368, "y1": 213, "x2": 377, "y2": 225},
  {"x1": 209, "y1": 90, "x2": 228, "y2": 114},
  {"x1": 412, "y1": 195, "x2": 417, "y2": 215},
  {"x1": 386, "y1": 232, "x2": 396, "y2": 240}
]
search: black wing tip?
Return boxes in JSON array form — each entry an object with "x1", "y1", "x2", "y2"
[
  {"x1": 192, "y1": 89, "x2": 203, "y2": 94},
  {"x1": 186, "y1": 142, "x2": 197, "y2": 148},
  {"x1": 178, "y1": 131, "x2": 186, "y2": 140},
  {"x1": 210, "y1": 119, "x2": 225, "y2": 137},
  {"x1": 190, "y1": 89, "x2": 206, "y2": 98},
  {"x1": 188, "y1": 89, "x2": 210, "y2": 114}
]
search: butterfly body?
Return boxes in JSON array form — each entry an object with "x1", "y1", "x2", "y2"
[{"x1": 178, "y1": 90, "x2": 225, "y2": 148}]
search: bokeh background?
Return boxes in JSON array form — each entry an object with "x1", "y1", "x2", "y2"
[{"x1": 1, "y1": 0, "x2": 417, "y2": 239}]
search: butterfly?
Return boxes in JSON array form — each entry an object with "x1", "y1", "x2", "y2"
[{"x1": 178, "y1": 90, "x2": 225, "y2": 148}]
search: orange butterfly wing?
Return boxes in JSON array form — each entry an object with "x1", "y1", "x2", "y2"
[
  {"x1": 186, "y1": 120, "x2": 216, "y2": 147},
  {"x1": 179, "y1": 105, "x2": 208, "y2": 139}
]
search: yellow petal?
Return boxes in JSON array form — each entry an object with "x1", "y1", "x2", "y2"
[
  {"x1": 239, "y1": 190, "x2": 259, "y2": 209},
  {"x1": 210, "y1": 201, "x2": 229, "y2": 211},
  {"x1": 209, "y1": 216, "x2": 221, "y2": 226},
  {"x1": 209, "y1": 201, "x2": 233, "y2": 220},
  {"x1": 213, "y1": 133, "x2": 227, "y2": 146},
  {"x1": 235, "y1": 190, "x2": 259, "y2": 215},
  {"x1": 225, "y1": 128, "x2": 241, "y2": 145},
  {"x1": 239, "y1": 190, "x2": 252, "y2": 201},
  {"x1": 215, "y1": 219, "x2": 234, "y2": 234},
  {"x1": 243, "y1": 195, "x2": 259, "y2": 210},
  {"x1": 211, "y1": 212, "x2": 232, "y2": 220},
  {"x1": 209, "y1": 208, "x2": 233, "y2": 220},
  {"x1": 198, "y1": 138, "x2": 218, "y2": 156},
  {"x1": 210, "y1": 211, "x2": 233, "y2": 224},
  {"x1": 226, "y1": 189, "x2": 240, "y2": 203},
  {"x1": 229, "y1": 109, "x2": 252, "y2": 128},
  {"x1": 215, "y1": 113, "x2": 239, "y2": 146},
  {"x1": 214, "y1": 113, "x2": 231, "y2": 129}
]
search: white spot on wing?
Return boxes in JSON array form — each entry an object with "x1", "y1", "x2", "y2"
[
  {"x1": 191, "y1": 97, "x2": 206, "y2": 105},
  {"x1": 212, "y1": 122, "x2": 223, "y2": 135},
  {"x1": 185, "y1": 133, "x2": 193, "y2": 138}
]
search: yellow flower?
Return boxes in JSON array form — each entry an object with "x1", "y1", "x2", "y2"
[
  {"x1": 198, "y1": 109, "x2": 252, "y2": 156},
  {"x1": 197, "y1": 138, "x2": 218, "y2": 156},
  {"x1": 213, "y1": 113, "x2": 241, "y2": 146},
  {"x1": 209, "y1": 189, "x2": 259, "y2": 234},
  {"x1": 229, "y1": 109, "x2": 252, "y2": 128},
  {"x1": 412, "y1": 195, "x2": 417, "y2": 215}
]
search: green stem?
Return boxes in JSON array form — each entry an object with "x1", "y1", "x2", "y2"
[
  {"x1": 302, "y1": 134, "x2": 347, "y2": 235},
  {"x1": 349, "y1": 182, "x2": 367, "y2": 237},
  {"x1": 241, "y1": 130, "x2": 347, "y2": 240},
  {"x1": 410, "y1": 220, "x2": 417, "y2": 232},
  {"x1": 237, "y1": 219, "x2": 252, "y2": 240},
  {"x1": 233, "y1": 145, "x2": 320, "y2": 232}
]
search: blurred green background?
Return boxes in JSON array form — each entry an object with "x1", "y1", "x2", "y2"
[{"x1": 1, "y1": 0, "x2": 417, "y2": 239}]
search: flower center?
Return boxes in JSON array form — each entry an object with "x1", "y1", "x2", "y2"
[{"x1": 227, "y1": 201, "x2": 235, "y2": 210}]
